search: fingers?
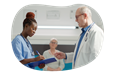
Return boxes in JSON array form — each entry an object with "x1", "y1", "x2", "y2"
[
  {"x1": 54, "y1": 52, "x2": 61, "y2": 56},
  {"x1": 39, "y1": 55, "x2": 45, "y2": 60},
  {"x1": 54, "y1": 52, "x2": 58, "y2": 57},
  {"x1": 38, "y1": 63, "x2": 45, "y2": 69},
  {"x1": 35, "y1": 55, "x2": 45, "y2": 61},
  {"x1": 35, "y1": 55, "x2": 45, "y2": 69},
  {"x1": 56, "y1": 55, "x2": 61, "y2": 59},
  {"x1": 54, "y1": 52, "x2": 64, "y2": 59},
  {"x1": 54, "y1": 53, "x2": 60, "y2": 59}
]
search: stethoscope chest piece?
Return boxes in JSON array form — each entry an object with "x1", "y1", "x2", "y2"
[
  {"x1": 32, "y1": 51, "x2": 35, "y2": 55},
  {"x1": 85, "y1": 22, "x2": 95, "y2": 42}
]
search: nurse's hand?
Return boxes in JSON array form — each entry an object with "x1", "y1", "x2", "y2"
[
  {"x1": 35, "y1": 55, "x2": 45, "y2": 61},
  {"x1": 38, "y1": 63, "x2": 45, "y2": 69},
  {"x1": 35, "y1": 55, "x2": 45, "y2": 69}
]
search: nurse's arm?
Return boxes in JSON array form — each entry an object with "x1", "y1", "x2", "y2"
[
  {"x1": 20, "y1": 55, "x2": 45, "y2": 64},
  {"x1": 20, "y1": 58, "x2": 35, "y2": 64},
  {"x1": 19, "y1": 58, "x2": 34, "y2": 69}
]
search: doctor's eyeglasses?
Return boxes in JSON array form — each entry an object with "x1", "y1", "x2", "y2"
[
  {"x1": 50, "y1": 41, "x2": 58, "y2": 44},
  {"x1": 75, "y1": 14, "x2": 84, "y2": 20}
]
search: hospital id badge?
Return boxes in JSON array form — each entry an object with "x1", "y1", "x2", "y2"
[{"x1": 32, "y1": 51, "x2": 35, "y2": 56}]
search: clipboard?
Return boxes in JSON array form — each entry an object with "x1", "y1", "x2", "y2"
[{"x1": 28, "y1": 58, "x2": 57, "y2": 68}]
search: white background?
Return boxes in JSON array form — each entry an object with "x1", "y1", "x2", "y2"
[{"x1": 0, "y1": 4, "x2": 115, "y2": 69}]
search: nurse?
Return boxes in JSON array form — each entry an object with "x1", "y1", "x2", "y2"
[{"x1": 12, "y1": 12, "x2": 45, "y2": 69}]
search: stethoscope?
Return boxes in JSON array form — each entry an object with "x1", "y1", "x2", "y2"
[
  {"x1": 84, "y1": 22, "x2": 95, "y2": 42},
  {"x1": 20, "y1": 33, "x2": 34, "y2": 55}
]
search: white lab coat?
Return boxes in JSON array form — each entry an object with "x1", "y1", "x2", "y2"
[{"x1": 65, "y1": 24, "x2": 104, "y2": 69}]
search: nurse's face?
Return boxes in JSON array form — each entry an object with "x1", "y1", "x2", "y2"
[
  {"x1": 26, "y1": 22, "x2": 37, "y2": 37},
  {"x1": 50, "y1": 40, "x2": 58, "y2": 49}
]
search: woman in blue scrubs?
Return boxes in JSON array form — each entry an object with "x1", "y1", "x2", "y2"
[{"x1": 12, "y1": 12, "x2": 45, "y2": 69}]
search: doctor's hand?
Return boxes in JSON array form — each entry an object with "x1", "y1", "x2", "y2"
[{"x1": 54, "y1": 52, "x2": 66, "y2": 59}]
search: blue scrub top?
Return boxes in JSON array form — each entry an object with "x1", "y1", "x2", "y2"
[{"x1": 12, "y1": 35, "x2": 35, "y2": 68}]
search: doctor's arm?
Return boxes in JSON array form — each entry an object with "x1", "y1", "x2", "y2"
[{"x1": 65, "y1": 52, "x2": 74, "y2": 63}]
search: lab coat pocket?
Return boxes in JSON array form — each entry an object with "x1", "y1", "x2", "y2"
[{"x1": 81, "y1": 41, "x2": 90, "y2": 54}]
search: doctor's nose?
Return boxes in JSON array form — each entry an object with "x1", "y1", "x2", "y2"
[{"x1": 76, "y1": 19, "x2": 78, "y2": 22}]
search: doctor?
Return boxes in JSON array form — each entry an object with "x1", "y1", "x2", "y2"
[
  {"x1": 54, "y1": 6, "x2": 104, "y2": 69},
  {"x1": 12, "y1": 12, "x2": 45, "y2": 69}
]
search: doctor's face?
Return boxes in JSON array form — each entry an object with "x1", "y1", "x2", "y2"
[
  {"x1": 75, "y1": 8, "x2": 86, "y2": 28},
  {"x1": 49, "y1": 40, "x2": 58, "y2": 49},
  {"x1": 26, "y1": 22, "x2": 37, "y2": 37}
]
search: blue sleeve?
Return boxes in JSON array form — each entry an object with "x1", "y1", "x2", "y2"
[
  {"x1": 12, "y1": 38, "x2": 24, "y2": 61},
  {"x1": 65, "y1": 54, "x2": 67, "y2": 59}
]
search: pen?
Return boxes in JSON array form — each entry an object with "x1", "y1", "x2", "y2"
[{"x1": 36, "y1": 50, "x2": 41, "y2": 56}]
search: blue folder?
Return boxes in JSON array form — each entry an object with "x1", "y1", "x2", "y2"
[{"x1": 28, "y1": 58, "x2": 57, "y2": 68}]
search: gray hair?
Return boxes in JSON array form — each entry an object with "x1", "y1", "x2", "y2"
[
  {"x1": 50, "y1": 38, "x2": 58, "y2": 43},
  {"x1": 79, "y1": 6, "x2": 92, "y2": 18}
]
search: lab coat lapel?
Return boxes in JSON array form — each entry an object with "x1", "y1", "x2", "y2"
[
  {"x1": 77, "y1": 23, "x2": 95, "y2": 57},
  {"x1": 77, "y1": 30, "x2": 88, "y2": 57},
  {"x1": 73, "y1": 36, "x2": 80, "y2": 58},
  {"x1": 77, "y1": 24, "x2": 95, "y2": 58}
]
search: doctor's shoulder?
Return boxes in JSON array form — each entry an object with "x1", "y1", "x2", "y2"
[
  {"x1": 88, "y1": 24, "x2": 104, "y2": 40},
  {"x1": 92, "y1": 24, "x2": 103, "y2": 32}
]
